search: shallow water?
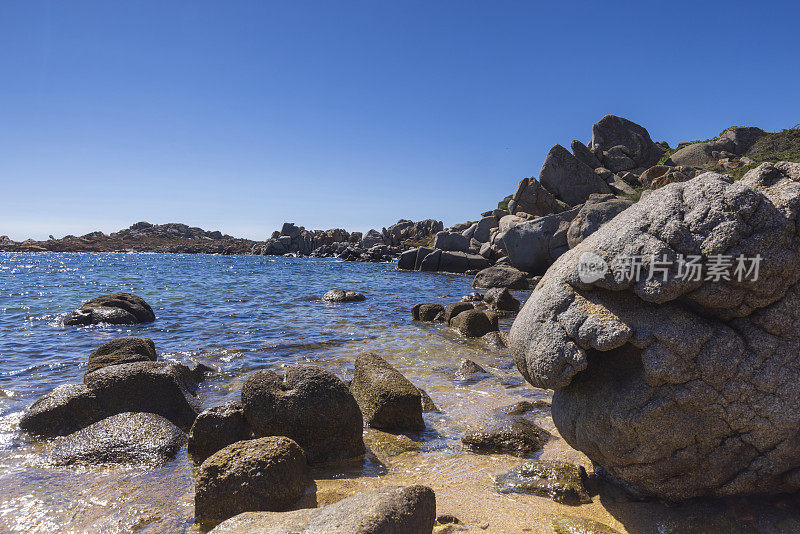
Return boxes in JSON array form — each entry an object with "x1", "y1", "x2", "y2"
[{"x1": 1, "y1": 253, "x2": 798, "y2": 533}]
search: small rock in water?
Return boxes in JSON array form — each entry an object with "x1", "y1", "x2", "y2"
[
  {"x1": 496, "y1": 460, "x2": 591, "y2": 505},
  {"x1": 472, "y1": 265, "x2": 529, "y2": 290},
  {"x1": 450, "y1": 310, "x2": 498, "y2": 337},
  {"x1": 551, "y1": 517, "x2": 622, "y2": 534},
  {"x1": 411, "y1": 303, "x2": 445, "y2": 322},
  {"x1": 462, "y1": 417, "x2": 549, "y2": 456},
  {"x1": 482, "y1": 287, "x2": 520, "y2": 313},
  {"x1": 492, "y1": 400, "x2": 550, "y2": 417},
  {"x1": 455, "y1": 359, "x2": 490, "y2": 381},
  {"x1": 442, "y1": 302, "x2": 474, "y2": 324},
  {"x1": 195, "y1": 436, "x2": 311, "y2": 526},
  {"x1": 481, "y1": 331, "x2": 508, "y2": 349},
  {"x1": 460, "y1": 292, "x2": 484, "y2": 302},
  {"x1": 241, "y1": 365, "x2": 365, "y2": 464},
  {"x1": 188, "y1": 401, "x2": 252, "y2": 464},
  {"x1": 19, "y1": 384, "x2": 106, "y2": 438},
  {"x1": 417, "y1": 387, "x2": 439, "y2": 412},
  {"x1": 350, "y1": 353, "x2": 425, "y2": 431},
  {"x1": 322, "y1": 289, "x2": 366, "y2": 302},
  {"x1": 62, "y1": 292, "x2": 156, "y2": 326},
  {"x1": 86, "y1": 336, "x2": 157, "y2": 375},
  {"x1": 50, "y1": 412, "x2": 186, "y2": 466}
]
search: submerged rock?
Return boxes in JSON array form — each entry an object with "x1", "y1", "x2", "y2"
[
  {"x1": 195, "y1": 437, "x2": 311, "y2": 526},
  {"x1": 350, "y1": 353, "x2": 424, "y2": 431},
  {"x1": 455, "y1": 359, "x2": 490, "y2": 381},
  {"x1": 552, "y1": 517, "x2": 622, "y2": 534},
  {"x1": 481, "y1": 331, "x2": 508, "y2": 349},
  {"x1": 510, "y1": 163, "x2": 800, "y2": 500},
  {"x1": 496, "y1": 460, "x2": 591, "y2": 505},
  {"x1": 86, "y1": 336, "x2": 157, "y2": 375},
  {"x1": 322, "y1": 289, "x2": 366, "y2": 302},
  {"x1": 188, "y1": 401, "x2": 252, "y2": 464},
  {"x1": 417, "y1": 387, "x2": 438, "y2": 412},
  {"x1": 62, "y1": 292, "x2": 155, "y2": 326},
  {"x1": 210, "y1": 485, "x2": 436, "y2": 534},
  {"x1": 50, "y1": 412, "x2": 185, "y2": 466},
  {"x1": 241, "y1": 365, "x2": 365, "y2": 464},
  {"x1": 462, "y1": 417, "x2": 549, "y2": 456}
]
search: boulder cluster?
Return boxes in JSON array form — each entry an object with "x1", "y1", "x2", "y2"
[
  {"x1": 252, "y1": 219, "x2": 442, "y2": 263},
  {"x1": 510, "y1": 161, "x2": 800, "y2": 502}
]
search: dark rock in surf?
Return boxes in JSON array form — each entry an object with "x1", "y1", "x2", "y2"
[
  {"x1": 350, "y1": 353, "x2": 425, "y2": 431},
  {"x1": 86, "y1": 336, "x2": 157, "y2": 375},
  {"x1": 188, "y1": 401, "x2": 252, "y2": 464},
  {"x1": 63, "y1": 292, "x2": 155, "y2": 326}
]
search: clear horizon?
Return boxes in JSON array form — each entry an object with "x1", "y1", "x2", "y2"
[{"x1": 2, "y1": 0, "x2": 799, "y2": 241}]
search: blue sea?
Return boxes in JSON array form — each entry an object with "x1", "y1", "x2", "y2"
[{"x1": 0, "y1": 253, "x2": 554, "y2": 532}]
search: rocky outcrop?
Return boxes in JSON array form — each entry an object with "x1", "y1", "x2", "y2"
[
  {"x1": 195, "y1": 437, "x2": 311, "y2": 525},
  {"x1": 433, "y1": 231, "x2": 469, "y2": 252},
  {"x1": 472, "y1": 265, "x2": 529, "y2": 290},
  {"x1": 540, "y1": 144, "x2": 613, "y2": 206},
  {"x1": 350, "y1": 353, "x2": 425, "y2": 431},
  {"x1": 50, "y1": 412, "x2": 186, "y2": 466},
  {"x1": 322, "y1": 289, "x2": 366, "y2": 302},
  {"x1": 589, "y1": 115, "x2": 664, "y2": 173},
  {"x1": 566, "y1": 194, "x2": 633, "y2": 248},
  {"x1": 210, "y1": 485, "x2": 436, "y2": 534},
  {"x1": 510, "y1": 163, "x2": 800, "y2": 501},
  {"x1": 508, "y1": 178, "x2": 568, "y2": 217},
  {"x1": 638, "y1": 165, "x2": 697, "y2": 188},
  {"x1": 241, "y1": 366, "x2": 366, "y2": 464},
  {"x1": 86, "y1": 336, "x2": 157, "y2": 374},
  {"x1": 188, "y1": 402, "x2": 252, "y2": 464},
  {"x1": 63, "y1": 293, "x2": 155, "y2": 326}
]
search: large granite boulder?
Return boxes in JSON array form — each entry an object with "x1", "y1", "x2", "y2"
[
  {"x1": 539, "y1": 145, "x2": 612, "y2": 206},
  {"x1": 472, "y1": 265, "x2": 529, "y2": 290},
  {"x1": 86, "y1": 336, "x2": 157, "y2": 374},
  {"x1": 589, "y1": 115, "x2": 664, "y2": 173},
  {"x1": 719, "y1": 126, "x2": 766, "y2": 154},
  {"x1": 566, "y1": 194, "x2": 634, "y2": 248},
  {"x1": 241, "y1": 366, "x2": 365, "y2": 464},
  {"x1": 360, "y1": 229, "x2": 385, "y2": 249},
  {"x1": 667, "y1": 141, "x2": 720, "y2": 167},
  {"x1": 510, "y1": 163, "x2": 800, "y2": 501},
  {"x1": 195, "y1": 437, "x2": 311, "y2": 525},
  {"x1": 433, "y1": 231, "x2": 469, "y2": 252},
  {"x1": 473, "y1": 216, "x2": 499, "y2": 243},
  {"x1": 571, "y1": 139, "x2": 602, "y2": 170},
  {"x1": 350, "y1": 353, "x2": 424, "y2": 431},
  {"x1": 83, "y1": 361, "x2": 202, "y2": 430},
  {"x1": 50, "y1": 412, "x2": 186, "y2": 466},
  {"x1": 62, "y1": 292, "x2": 155, "y2": 326},
  {"x1": 188, "y1": 402, "x2": 252, "y2": 464},
  {"x1": 210, "y1": 485, "x2": 436, "y2": 534},
  {"x1": 502, "y1": 208, "x2": 580, "y2": 274},
  {"x1": 510, "y1": 178, "x2": 568, "y2": 217}
]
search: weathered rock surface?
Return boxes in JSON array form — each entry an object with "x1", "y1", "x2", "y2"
[
  {"x1": 350, "y1": 353, "x2": 425, "y2": 431},
  {"x1": 509, "y1": 178, "x2": 568, "y2": 217},
  {"x1": 412, "y1": 303, "x2": 444, "y2": 322},
  {"x1": 83, "y1": 361, "x2": 201, "y2": 430},
  {"x1": 496, "y1": 460, "x2": 591, "y2": 505},
  {"x1": 462, "y1": 416, "x2": 550, "y2": 456},
  {"x1": 195, "y1": 437, "x2": 310, "y2": 525},
  {"x1": 472, "y1": 265, "x2": 529, "y2": 290},
  {"x1": 639, "y1": 164, "x2": 697, "y2": 188},
  {"x1": 322, "y1": 289, "x2": 366, "y2": 302},
  {"x1": 539, "y1": 145, "x2": 612, "y2": 206},
  {"x1": 552, "y1": 517, "x2": 622, "y2": 534},
  {"x1": 433, "y1": 231, "x2": 469, "y2": 252},
  {"x1": 63, "y1": 293, "x2": 156, "y2": 326},
  {"x1": 188, "y1": 402, "x2": 252, "y2": 464},
  {"x1": 450, "y1": 309, "x2": 498, "y2": 338},
  {"x1": 510, "y1": 163, "x2": 800, "y2": 500},
  {"x1": 241, "y1": 366, "x2": 365, "y2": 464},
  {"x1": 86, "y1": 336, "x2": 157, "y2": 374},
  {"x1": 50, "y1": 412, "x2": 185, "y2": 466},
  {"x1": 502, "y1": 208, "x2": 580, "y2": 273},
  {"x1": 455, "y1": 359, "x2": 489, "y2": 381},
  {"x1": 483, "y1": 287, "x2": 520, "y2": 313},
  {"x1": 19, "y1": 384, "x2": 106, "y2": 437},
  {"x1": 589, "y1": 115, "x2": 664, "y2": 173},
  {"x1": 566, "y1": 194, "x2": 633, "y2": 248},
  {"x1": 442, "y1": 302, "x2": 474, "y2": 324},
  {"x1": 210, "y1": 485, "x2": 436, "y2": 534}
]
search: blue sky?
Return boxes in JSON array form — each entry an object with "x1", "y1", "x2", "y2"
[{"x1": 2, "y1": 1, "x2": 799, "y2": 240}]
